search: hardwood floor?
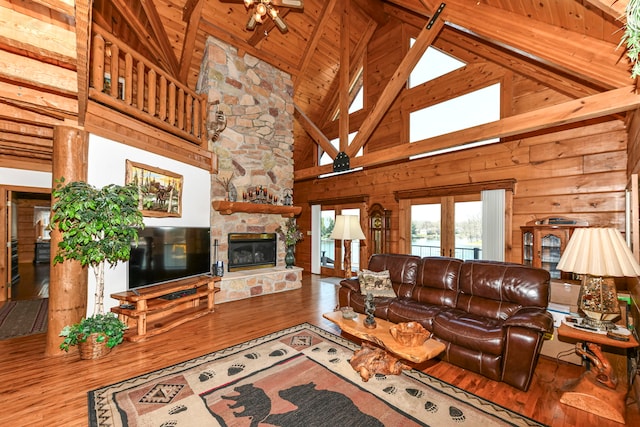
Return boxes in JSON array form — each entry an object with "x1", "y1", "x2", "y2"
[{"x1": 0, "y1": 273, "x2": 638, "y2": 426}]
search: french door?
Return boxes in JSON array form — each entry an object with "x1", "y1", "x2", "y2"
[{"x1": 406, "y1": 195, "x2": 483, "y2": 260}]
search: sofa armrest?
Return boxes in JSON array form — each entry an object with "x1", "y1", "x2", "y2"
[
  {"x1": 503, "y1": 308, "x2": 554, "y2": 333},
  {"x1": 340, "y1": 278, "x2": 361, "y2": 293}
]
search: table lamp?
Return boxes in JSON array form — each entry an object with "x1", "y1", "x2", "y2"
[
  {"x1": 330, "y1": 215, "x2": 366, "y2": 278},
  {"x1": 556, "y1": 227, "x2": 640, "y2": 331}
]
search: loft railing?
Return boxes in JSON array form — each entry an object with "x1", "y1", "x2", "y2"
[{"x1": 89, "y1": 26, "x2": 208, "y2": 147}]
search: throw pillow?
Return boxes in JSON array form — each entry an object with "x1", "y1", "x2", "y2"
[{"x1": 358, "y1": 269, "x2": 395, "y2": 297}]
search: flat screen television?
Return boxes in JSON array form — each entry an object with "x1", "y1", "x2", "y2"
[{"x1": 128, "y1": 226, "x2": 211, "y2": 289}]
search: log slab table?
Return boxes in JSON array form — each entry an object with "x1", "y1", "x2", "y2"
[
  {"x1": 111, "y1": 274, "x2": 220, "y2": 342},
  {"x1": 557, "y1": 322, "x2": 639, "y2": 424},
  {"x1": 323, "y1": 311, "x2": 445, "y2": 364}
]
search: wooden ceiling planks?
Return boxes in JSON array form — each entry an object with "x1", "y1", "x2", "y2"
[{"x1": 0, "y1": 0, "x2": 635, "y2": 174}]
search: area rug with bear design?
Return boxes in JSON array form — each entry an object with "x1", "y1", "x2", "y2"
[{"x1": 88, "y1": 322, "x2": 546, "y2": 426}]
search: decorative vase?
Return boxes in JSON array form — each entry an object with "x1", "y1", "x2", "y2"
[
  {"x1": 285, "y1": 245, "x2": 295, "y2": 268},
  {"x1": 78, "y1": 333, "x2": 112, "y2": 360}
]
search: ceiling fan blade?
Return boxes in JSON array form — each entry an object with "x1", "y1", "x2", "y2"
[{"x1": 271, "y1": 0, "x2": 304, "y2": 9}]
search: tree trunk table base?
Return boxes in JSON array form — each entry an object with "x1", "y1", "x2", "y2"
[
  {"x1": 560, "y1": 370, "x2": 627, "y2": 424},
  {"x1": 323, "y1": 311, "x2": 445, "y2": 381}
]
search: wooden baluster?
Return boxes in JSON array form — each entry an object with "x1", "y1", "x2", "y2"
[
  {"x1": 91, "y1": 34, "x2": 105, "y2": 92},
  {"x1": 109, "y1": 44, "x2": 119, "y2": 99},
  {"x1": 136, "y1": 60, "x2": 145, "y2": 111},
  {"x1": 200, "y1": 96, "x2": 207, "y2": 144},
  {"x1": 178, "y1": 88, "x2": 185, "y2": 130},
  {"x1": 186, "y1": 94, "x2": 193, "y2": 136},
  {"x1": 148, "y1": 69, "x2": 157, "y2": 117},
  {"x1": 168, "y1": 82, "x2": 176, "y2": 125},
  {"x1": 158, "y1": 75, "x2": 167, "y2": 121},
  {"x1": 124, "y1": 53, "x2": 133, "y2": 104}
]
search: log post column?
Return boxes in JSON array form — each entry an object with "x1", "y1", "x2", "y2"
[{"x1": 45, "y1": 126, "x2": 89, "y2": 356}]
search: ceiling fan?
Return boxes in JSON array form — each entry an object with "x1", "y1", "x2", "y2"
[{"x1": 220, "y1": 0, "x2": 304, "y2": 34}]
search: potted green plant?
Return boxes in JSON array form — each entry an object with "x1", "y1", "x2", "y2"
[
  {"x1": 50, "y1": 178, "x2": 144, "y2": 357},
  {"x1": 59, "y1": 312, "x2": 127, "y2": 358}
]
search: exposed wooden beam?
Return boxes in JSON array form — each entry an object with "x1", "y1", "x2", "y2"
[
  {"x1": 437, "y1": 27, "x2": 598, "y2": 99},
  {"x1": 318, "y1": 19, "x2": 377, "y2": 127},
  {"x1": 583, "y1": 0, "x2": 627, "y2": 20},
  {"x1": 0, "y1": 82, "x2": 78, "y2": 117},
  {"x1": 180, "y1": 0, "x2": 204, "y2": 83},
  {"x1": 32, "y1": 0, "x2": 75, "y2": 17},
  {"x1": 294, "y1": 0, "x2": 339, "y2": 88},
  {"x1": 109, "y1": 0, "x2": 175, "y2": 77},
  {"x1": 0, "y1": 50, "x2": 77, "y2": 95},
  {"x1": 0, "y1": 5, "x2": 76, "y2": 66},
  {"x1": 339, "y1": 0, "x2": 351, "y2": 153},
  {"x1": 139, "y1": 0, "x2": 180, "y2": 77},
  {"x1": 346, "y1": 3, "x2": 447, "y2": 158},
  {"x1": 75, "y1": 0, "x2": 92, "y2": 127},
  {"x1": 386, "y1": 0, "x2": 630, "y2": 89},
  {"x1": 352, "y1": 0, "x2": 388, "y2": 25},
  {"x1": 0, "y1": 120, "x2": 54, "y2": 138},
  {"x1": 295, "y1": 85, "x2": 640, "y2": 180},
  {"x1": 0, "y1": 101, "x2": 67, "y2": 126},
  {"x1": 294, "y1": 105, "x2": 338, "y2": 159}
]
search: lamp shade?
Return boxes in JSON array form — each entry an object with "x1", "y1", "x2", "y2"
[
  {"x1": 330, "y1": 215, "x2": 365, "y2": 241},
  {"x1": 556, "y1": 227, "x2": 640, "y2": 277}
]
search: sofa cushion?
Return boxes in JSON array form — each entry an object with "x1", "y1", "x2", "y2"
[
  {"x1": 432, "y1": 308, "x2": 504, "y2": 355},
  {"x1": 367, "y1": 253, "x2": 421, "y2": 285},
  {"x1": 397, "y1": 257, "x2": 462, "y2": 307},
  {"x1": 456, "y1": 261, "x2": 550, "y2": 320},
  {"x1": 387, "y1": 299, "x2": 443, "y2": 330},
  {"x1": 358, "y1": 269, "x2": 395, "y2": 297}
]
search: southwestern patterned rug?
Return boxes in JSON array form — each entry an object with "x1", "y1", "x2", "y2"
[
  {"x1": 88, "y1": 323, "x2": 546, "y2": 427},
  {"x1": 0, "y1": 298, "x2": 48, "y2": 340}
]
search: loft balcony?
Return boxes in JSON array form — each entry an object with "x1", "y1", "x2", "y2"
[{"x1": 86, "y1": 26, "x2": 213, "y2": 171}]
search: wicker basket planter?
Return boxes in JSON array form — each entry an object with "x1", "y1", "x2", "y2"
[{"x1": 78, "y1": 333, "x2": 112, "y2": 359}]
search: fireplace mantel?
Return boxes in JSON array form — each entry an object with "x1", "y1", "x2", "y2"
[{"x1": 212, "y1": 201, "x2": 302, "y2": 217}]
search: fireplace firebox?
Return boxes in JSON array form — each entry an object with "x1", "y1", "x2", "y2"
[{"x1": 227, "y1": 233, "x2": 277, "y2": 272}]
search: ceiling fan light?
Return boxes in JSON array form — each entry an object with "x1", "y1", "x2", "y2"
[
  {"x1": 256, "y1": 3, "x2": 267, "y2": 16},
  {"x1": 254, "y1": 12, "x2": 264, "y2": 23},
  {"x1": 243, "y1": 0, "x2": 254, "y2": 7},
  {"x1": 273, "y1": 15, "x2": 288, "y2": 33},
  {"x1": 268, "y1": 6, "x2": 279, "y2": 19},
  {"x1": 246, "y1": 15, "x2": 257, "y2": 30}
]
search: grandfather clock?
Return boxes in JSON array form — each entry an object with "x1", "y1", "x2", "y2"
[{"x1": 369, "y1": 203, "x2": 391, "y2": 256}]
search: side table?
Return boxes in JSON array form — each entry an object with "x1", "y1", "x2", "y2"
[{"x1": 557, "y1": 322, "x2": 638, "y2": 424}]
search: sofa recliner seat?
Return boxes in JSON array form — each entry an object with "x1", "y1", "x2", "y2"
[{"x1": 338, "y1": 254, "x2": 554, "y2": 391}]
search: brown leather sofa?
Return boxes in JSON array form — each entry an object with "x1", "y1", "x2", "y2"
[{"x1": 338, "y1": 253, "x2": 554, "y2": 391}]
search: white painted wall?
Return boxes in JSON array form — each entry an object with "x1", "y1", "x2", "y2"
[
  {"x1": 87, "y1": 135, "x2": 212, "y2": 313},
  {"x1": 0, "y1": 167, "x2": 52, "y2": 188}
]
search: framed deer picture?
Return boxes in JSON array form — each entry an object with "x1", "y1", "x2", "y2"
[{"x1": 125, "y1": 160, "x2": 183, "y2": 217}]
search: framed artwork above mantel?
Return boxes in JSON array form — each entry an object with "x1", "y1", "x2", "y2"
[{"x1": 125, "y1": 160, "x2": 183, "y2": 217}]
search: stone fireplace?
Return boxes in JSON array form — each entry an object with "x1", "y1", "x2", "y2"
[{"x1": 199, "y1": 36, "x2": 301, "y2": 303}]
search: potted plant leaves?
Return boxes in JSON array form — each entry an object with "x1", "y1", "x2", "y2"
[{"x1": 51, "y1": 178, "x2": 144, "y2": 358}]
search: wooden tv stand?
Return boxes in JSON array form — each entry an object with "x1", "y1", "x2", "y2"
[{"x1": 110, "y1": 275, "x2": 220, "y2": 342}]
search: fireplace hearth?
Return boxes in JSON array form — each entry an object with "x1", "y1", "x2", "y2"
[{"x1": 228, "y1": 233, "x2": 277, "y2": 272}]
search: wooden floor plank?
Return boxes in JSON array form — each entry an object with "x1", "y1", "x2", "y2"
[{"x1": 0, "y1": 273, "x2": 638, "y2": 426}]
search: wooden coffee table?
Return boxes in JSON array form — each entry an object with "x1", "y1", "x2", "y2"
[{"x1": 323, "y1": 311, "x2": 445, "y2": 364}]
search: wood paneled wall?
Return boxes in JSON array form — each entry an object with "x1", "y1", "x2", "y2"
[{"x1": 293, "y1": 22, "x2": 627, "y2": 270}]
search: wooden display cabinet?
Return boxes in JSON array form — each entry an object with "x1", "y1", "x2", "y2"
[{"x1": 521, "y1": 217, "x2": 587, "y2": 279}]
